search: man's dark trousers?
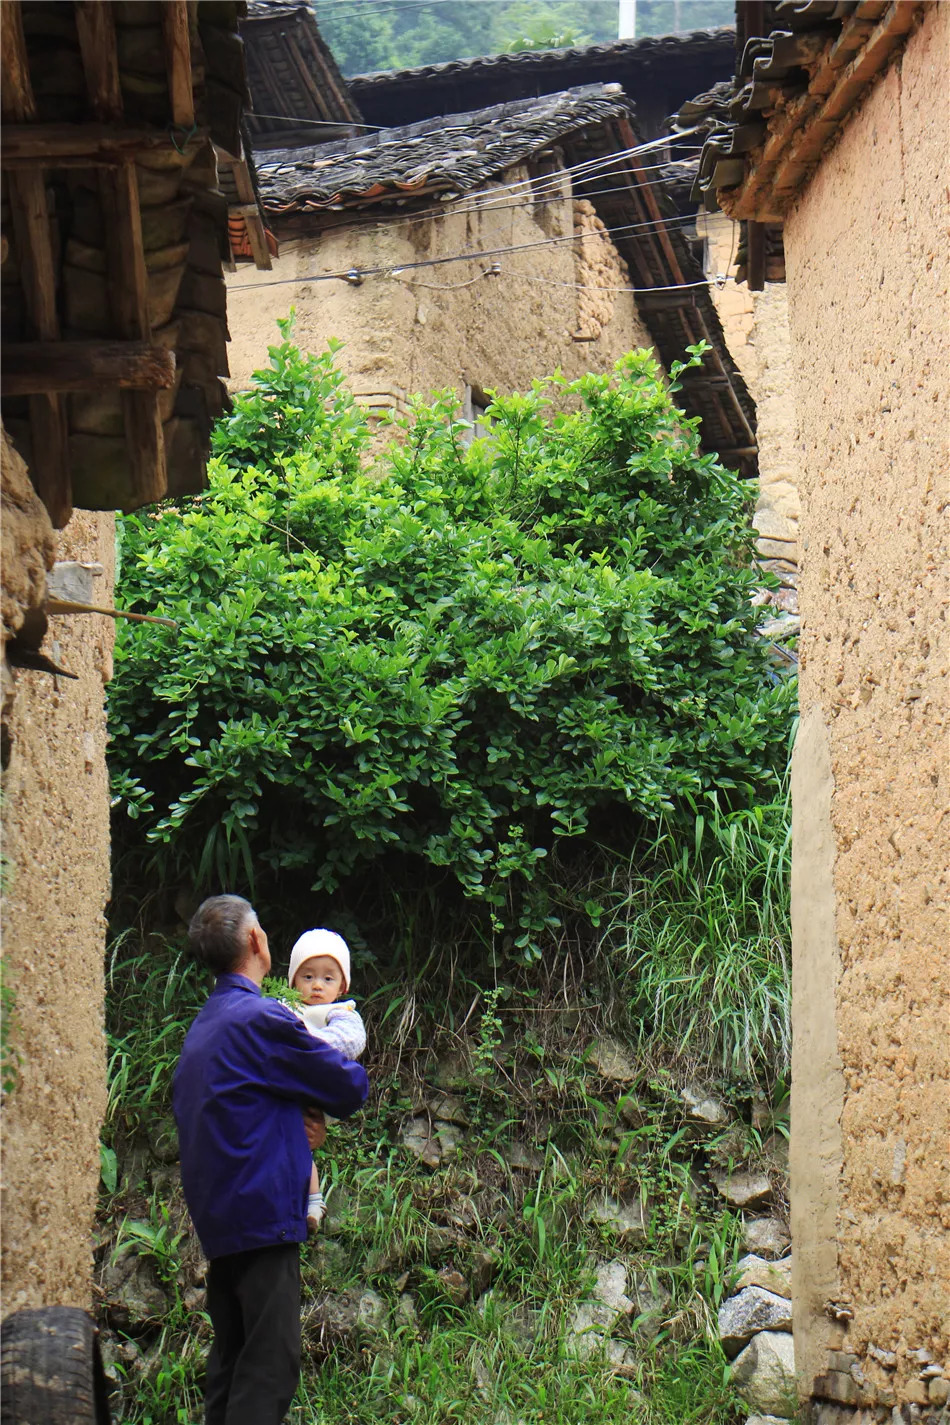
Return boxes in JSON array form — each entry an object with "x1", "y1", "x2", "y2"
[{"x1": 204, "y1": 1243, "x2": 301, "y2": 1425}]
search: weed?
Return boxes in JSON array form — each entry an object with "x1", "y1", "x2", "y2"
[{"x1": 1, "y1": 958, "x2": 21, "y2": 1098}]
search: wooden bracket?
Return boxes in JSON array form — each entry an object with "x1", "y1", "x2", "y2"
[{"x1": 2, "y1": 342, "x2": 176, "y2": 396}]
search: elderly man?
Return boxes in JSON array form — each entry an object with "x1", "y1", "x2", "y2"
[{"x1": 173, "y1": 894, "x2": 369, "y2": 1425}]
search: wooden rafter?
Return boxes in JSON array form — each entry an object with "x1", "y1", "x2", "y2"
[
  {"x1": 0, "y1": 1, "x2": 36, "y2": 122},
  {"x1": 1, "y1": 123, "x2": 205, "y2": 168},
  {"x1": 162, "y1": 1, "x2": 195, "y2": 129},
  {"x1": 2, "y1": 342, "x2": 177, "y2": 397},
  {"x1": 75, "y1": 1, "x2": 123, "y2": 123},
  {"x1": 8, "y1": 167, "x2": 73, "y2": 527},
  {"x1": 99, "y1": 161, "x2": 167, "y2": 506}
]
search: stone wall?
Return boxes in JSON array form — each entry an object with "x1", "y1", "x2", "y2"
[
  {"x1": 225, "y1": 164, "x2": 653, "y2": 405},
  {"x1": 1, "y1": 476, "x2": 116, "y2": 1312},
  {"x1": 784, "y1": 3, "x2": 949, "y2": 1417},
  {"x1": 705, "y1": 213, "x2": 800, "y2": 631}
]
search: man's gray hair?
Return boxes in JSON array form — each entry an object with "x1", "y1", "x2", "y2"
[{"x1": 188, "y1": 895, "x2": 259, "y2": 975}]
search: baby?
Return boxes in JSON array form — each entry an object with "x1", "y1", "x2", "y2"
[{"x1": 286, "y1": 929, "x2": 366, "y2": 1234}]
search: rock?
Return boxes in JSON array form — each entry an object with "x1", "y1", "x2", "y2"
[
  {"x1": 587, "y1": 1036, "x2": 637, "y2": 1083},
  {"x1": 758, "y1": 615, "x2": 800, "y2": 641},
  {"x1": 400, "y1": 1117, "x2": 442, "y2": 1168},
  {"x1": 396, "y1": 1293, "x2": 419, "y2": 1330},
  {"x1": 309, "y1": 1287, "x2": 386, "y2": 1342},
  {"x1": 507, "y1": 1140, "x2": 545, "y2": 1172},
  {"x1": 593, "y1": 1261, "x2": 633, "y2": 1315},
  {"x1": 100, "y1": 1245, "x2": 169, "y2": 1327},
  {"x1": 434, "y1": 1121, "x2": 463, "y2": 1156},
  {"x1": 682, "y1": 1083, "x2": 731, "y2": 1125},
  {"x1": 753, "y1": 509, "x2": 798, "y2": 542},
  {"x1": 735, "y1": 1254, "x2": 793, "y2": 1300},
  {"x1": 146, "y1": 1115, "x2": 179, "y2": 1165},
  {"x1": 718, "y1": 1287, "x2": 793, "y2": 1357},
  {"x1": 627, "y1": 1270, "x2": 672, "y2": 1345},
  {"x1": 586, "y1": 1194, "x2": 648, "y2": 1242},
  {"x1": 568, "y1": 1300, "x2": 619, "y2": 1358},
  {"x1": 744, "y1": 1417, "x2": 791, "y2": 1425},
  {"x1": 470, "y1": 1248, "x2": 499, "y2": 1296},
  {"x1": 731, "y1": 1331, "x2": 797, "y2": 1415},
  {"x1": 477, "y1": 1293, "x2": 543, "y2": 1349},
  {"x1": 711, "y1": 1170, "x2": 773, "y2": 1209},
  {"x1": 743, "y1": 1218, "x2": 790, "y2": 1259},
  {"x1": 929, "y1": 1378, "x2": 950, "y2": 1406},
  {"x1": 182, "y1": 1285, "x2": 205, "y2": 1313},
  {"x1": 434, "y1": 1050, "x2": 472, "y2": 1091},
  {"x1": 429, "y1": 1092, "x2": 469, "y2": 1125},
  {"x1": 868, "y1": 1344, "x2": 898, "y2": 1368},
  {"x1": 436, "y1": 1267, "x2": 469, "y2": 1306},
  {"x1": 604, "y1": 1340, "x2": 639, "y2": 1376},
  {"x1": 617, "y1": 1093, "x2": 646, "y2": 1127},
  {"x1": 756, "y1": 536, "x2": 798, "y2": 561}
]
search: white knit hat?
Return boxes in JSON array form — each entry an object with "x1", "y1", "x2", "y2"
[{"x1": 287, "y1": 929, "x2": 351, "y2": 993}]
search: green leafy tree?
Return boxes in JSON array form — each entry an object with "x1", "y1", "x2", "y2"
[{"x1": 108, "y1": 322, "x2": 792, "y2": 956}]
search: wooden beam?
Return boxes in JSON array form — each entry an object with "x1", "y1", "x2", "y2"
[
  {"x1": 0, "y1": 2, "x2": 36, "y2": 122},
  {"x1": 746, "y1": 221, "x2": 766, "y2": 292},
  {"x1": 99, "y1": 161, "x2": 168, "y2": 506},
  {"x1": 75, "y1": 1, "x2": 123, "y2": 123},
  {"x1": 243, "y1": 213, "x2": 273, "y2": 271},
  {"x1": 28, "y1": 394, "x2": 72, "y2": 528},
  {"x1": 1, "y1": 122, "x2": 204, "y2": 168},
  {"x1": 2, "y1": 341, "x2": 177, "y2": 396},
  {"x1": 7, "y1": 168, "x2": 72, "y2": 526},
  {"x1": 162, "y1": 0, "x2": 195, "y2": 128},
  {"x1": 98, "y1": 162, "x2": 150, "y2": 337},
  {"x1": 8, "y1": 171, "x2": 58, "y2": 340}
]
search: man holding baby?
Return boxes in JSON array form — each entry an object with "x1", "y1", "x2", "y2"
[{"x1": 173, "y1": 894, "x2": 369, "y2": 1425}]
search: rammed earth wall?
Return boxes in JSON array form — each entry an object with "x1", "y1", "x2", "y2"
[
  {"x1": 786, "y1": 3, "x2": 949, "y2": 1414},
  {"x1": 1, "y1": 504, "x2": 116, "y2": 1312},
  {"x1": 225, "y1": 163, "x2": 653, "y2": 405}
]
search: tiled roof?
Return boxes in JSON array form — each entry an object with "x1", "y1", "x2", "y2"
[
  {"x1": 681, "y1": 0, "x2": 926, "y2": 226},
  {"x1": 349, "y1": 28, "x2": 736, "y2": 140},
  {"x1": 254, "y1": 86, "x2": 635, "y2": 213},
  {"x1": 240, "y1": 0, "x2": 363, "y2": 150},
  {"x1": 351, "y1": 27, "x2": 734, "y2": 90}
]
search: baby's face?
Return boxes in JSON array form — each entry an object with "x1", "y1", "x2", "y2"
[{"x1": 292, "y1": 955, "x2": 346, "y2": 1006}]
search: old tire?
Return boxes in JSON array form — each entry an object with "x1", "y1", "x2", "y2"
[{"x1": 0, "y1": 1306, "x2": 111, "y2": 1425}]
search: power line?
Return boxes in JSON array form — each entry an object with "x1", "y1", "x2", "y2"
[
  {"x1": 229, "y1": 212, "x2": 712, "y2": 292},
  {"x1": 255, "y1": 129, "x2": 702, "y2": 233},
  {"x1": 262, "y1": 163, "x2": 702, "y2": 247},
  {"x1": 247, "y1": 111, "x2": 388, "y2": 132}
]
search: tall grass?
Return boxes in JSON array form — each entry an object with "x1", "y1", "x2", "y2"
[{"x1": 599, "y1": 786, "x2": 791, "y2": 1079}]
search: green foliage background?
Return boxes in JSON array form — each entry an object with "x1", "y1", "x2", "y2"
[
  {"x1": 108, "y1": 324, "x2": 792, "y2": 958},
  {"x1": 314, "y1": 0, "x2": 735, "y2": 76}
]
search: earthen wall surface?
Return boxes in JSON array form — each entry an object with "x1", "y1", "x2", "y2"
[
  {"x1": 785, "y1": 3, "x2": 949, "y2": 1412},
  {"x1": 706, "y1": 214, "x2": 801, "y2": 613},
  {"x1": 226, "y1": 166, "x2": 653, "y2": 404},
  {"x1": 1, "y1": 507, "x2": 116, "y2": 1311}
]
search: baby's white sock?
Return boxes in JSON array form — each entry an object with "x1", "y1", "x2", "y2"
[{"x1": 307, "y1": 1191, "x2": 326, "y2": 1225}]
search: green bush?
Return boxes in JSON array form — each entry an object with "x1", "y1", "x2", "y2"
[{"x1": 109, "y1": 322, "x2": 793, "y2": 955}]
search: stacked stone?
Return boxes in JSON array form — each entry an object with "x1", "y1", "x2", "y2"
[
  {"x1": 810, "y1": 1344, "x2": 950, "y2": 1424},
  {"x1": 717, "y1": 1253, "x2": 796, "y2": 1423}
]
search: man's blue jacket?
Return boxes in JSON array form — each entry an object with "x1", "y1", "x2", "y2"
[{"x1": 172, "y1": 973, "x2": 369, "y2": 1260}]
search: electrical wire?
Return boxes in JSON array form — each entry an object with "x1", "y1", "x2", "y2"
[
  {"x1": 247, "y1": 111, "x2": 388, "y2": 132},
  {"x1": 264, "y1": 168, "x2": 703, "y2": 249},
  {"x1": 255, "y1": 130, "x2": 703, "y2": 236},
  {"x1": 228, "y1": 211, "x2": 712, "y2": 292}
]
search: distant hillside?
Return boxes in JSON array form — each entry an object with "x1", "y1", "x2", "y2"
[{"x1": 314, "y1": 0, "x2": 735, "y2": 77}]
